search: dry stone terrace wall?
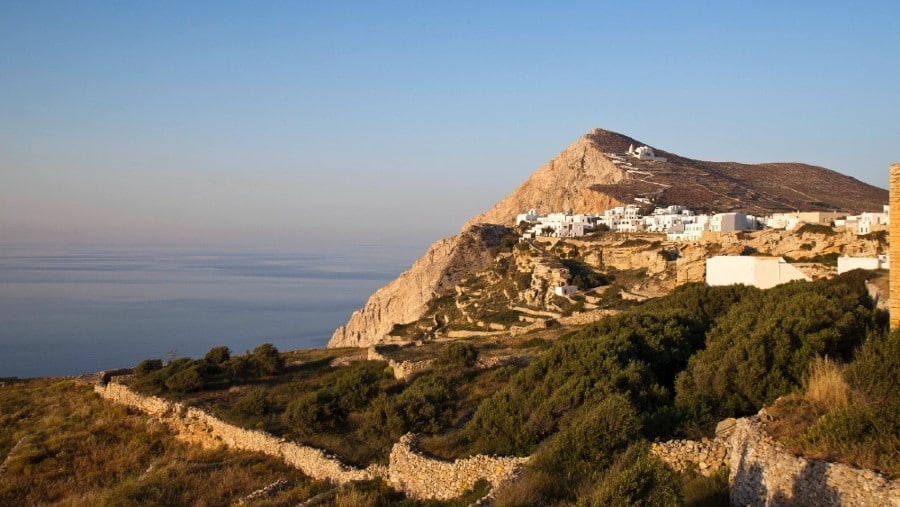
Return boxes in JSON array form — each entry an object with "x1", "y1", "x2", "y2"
[
  {"x1": 729, "y1": 416, "x2": 900, "y2": 507},
  {"x1": 650, "y1": 437, "x2": 729, "y2": 477},
  {"x1": 94, "y1": 381, "x2": 370, "y2": 483},
  {"x1": 389, "y1": 433, "x2": 529, "y2": 501},
  {"x1": 93, "y1": 380, "x2": 530, "y2": 501},
  {"x1": 366, "y1": 346, "x2": 433, "y2": 381}
]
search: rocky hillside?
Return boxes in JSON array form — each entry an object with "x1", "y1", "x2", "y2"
[
  {"x1": 329, "y1": 128, "x2": 888, "y2": 348},
  {"x1": 471, "y1": 128, "x2": 888, "y2": 226},
  {"x1": 330, "y1": 224, "x2": 511, "y2": 348}
]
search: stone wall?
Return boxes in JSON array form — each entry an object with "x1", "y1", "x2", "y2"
[
  {"x1": 388, "y1": 433, "x2": 528, "y2": 501},
  {"x1": 650, "y1": 437, "x2": 729, "y2": 476},
  {"x1": 474, "y1": 354, "x2": 532, "y2": 369},
  {"x1": 556, "y1": 309, "x2": 618, "y2": 326},
  {"x1": 366, "y1": 347, "x2": 433, "y2": 381},
  {"x1": 94, "y1": 381, "x2": 529, "y2": 501},
  {"x1": 94, "y1": 382, "x2": 371, "y2": 483},
  {"x1": 728, "y1": 416, "x2": 900, "y2": 506}
]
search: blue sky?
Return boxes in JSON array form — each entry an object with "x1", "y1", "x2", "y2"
[{"x1": 2, "y1": 1, "x2": 898, "y2": 250}]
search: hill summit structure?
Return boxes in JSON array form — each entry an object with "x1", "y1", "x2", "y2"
[{"x1": 329, "y1": 128, "x2": 889, "y2": 348}]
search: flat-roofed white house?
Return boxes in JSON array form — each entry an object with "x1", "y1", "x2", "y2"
[
  {"x1": 706, "y1": 256, "x2": 809, "y2": 289},
  {"x1": 837, "y1": 255, "x2": 889, "y2": 274},
  {"x1": 554, "y1": 285, "x2": 579, "y2": 296},
  {"x1": 710, "y1": 212, "x2": 758, "y2": 233}
]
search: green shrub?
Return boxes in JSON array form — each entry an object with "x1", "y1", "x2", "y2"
[
  {"x1": 845, "y1": 329, "x2": 900, "y2": 403},
  {"x1": 163, "y1": 365, "x2": 203, "y2": 393},
  {"x1": 223, "y1": 355, "x2": 253, "y2": 379},
  {"x1": 435, "y1": 343, "x2": 479, "y2": 368},
  {"x1": 204, "y1": 346, "x2": 231, "y2": 366},
  {"x1": 390, "y1": 374, "x2": 456, "y2": 434},
  {"x1": 250, "y1": 343, "x2": 284, "y2": 376},
  {"x1": 283, "y1": 390, "x2": 345, "y2": 434},
  {"x1": 232, "y1": 388, "x2": 270, "y2": 417},
  {"x1": 134, "y1": 359, "x2": 163, "y2": 376},
  {"x1": 581, "y1": 443, "x2": 682, "y2": 507},
  {"x1": 675, "y1": 273, "x2": 879, "y2": 428},
  {"x1": 532, "y1": 395, "x2": 640, "y2": 483},
  {"x1": 331, "y1": 362, "x2": 385, "y2": 411}
]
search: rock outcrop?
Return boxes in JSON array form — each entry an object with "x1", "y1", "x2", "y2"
[
  {"x1": 328, "y1": 224, "x2": 509, "y2": 348},
  {"x1": 465, "y1": 130, "x2": 629, "y2": 227}
]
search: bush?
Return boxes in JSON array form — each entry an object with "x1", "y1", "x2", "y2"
[
  {"x1": 581, "y1": 443, "x2": 682, "y2": 507},
  {"x1": 532, "y1": 395, "x2": 640, "y2": 484},
  {"x1": 250, "y1": 343, "x2": 284, "y2": 376},
  {"x1": 331, "y1": 362, "x2": 385, "y2": 411},
  {"x1": 363, "y1": 372, "x2": 457, "y2": 438},
  {"x1": 232, "y1": 388, "x2": 270, "y2": 417},
  {"x1": 845, "y1": 329, "x2": 900, "y2": 403},
  {"x1": 163, "y1": 365, "x2": 203, "y2": 393},
  {"x1": 675, "y1": 274, "x2": 878, "y2": 428},
  {"x1": 204, "y1": 346, "x2": 231, "y2": 366},
  {"x1": 435, "y1": 343, "x2": 478, "y2": 368},
  {"x1": 134, "y1": 359, "x2": 163, "y2": 376},
  {"x1": 283, "y1": 390, "x2": 345, "y2": 434}
]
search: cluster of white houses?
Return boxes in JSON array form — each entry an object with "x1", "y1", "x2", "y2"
[
  {"x1": 517, "y1": 204, "x2": 889, "y2": 241},
  {"x1": 517, "y1": 204, "x2": 890, "y2": 293},
  {"x1": 517, "y1": 205, "x2": 764, "y2": 241}
]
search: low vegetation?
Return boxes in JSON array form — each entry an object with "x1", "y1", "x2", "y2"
[
  {"x1": 767, "y1": 332, "x2": 900, "y2": 478},
  {"x1": 93, "y1": 270, "x2": 895, "y2": 504},
  {"x1": 0, "y1": 378, "x2": 329, "y2": 506}
]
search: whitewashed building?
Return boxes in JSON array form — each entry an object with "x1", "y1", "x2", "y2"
[
  {"x1": 627, "y1": 144, "x2": 668, "y2": 162},
  {"x1": 706, "y1": 256, "x2": 809, "y2": 289},
  {"x1": 554, "y1": 285, "x2": 579, "y2": 296},
  {"x1": 837, "y1": 255, "x2": 890, "y2": 274},
  {"x1": 710, "y1": 213, "x2": 758, "y2": 233}
]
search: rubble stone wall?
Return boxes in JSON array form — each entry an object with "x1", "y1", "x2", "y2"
[
  {"x1": 650, "y1": 437, "x2": 729, "y2": 476},
  {"x1": 366, "y1": 347, "x2": 433, "y2": 381},
  {"x1": 728, "y1": 417, "x2": 900, "y2": 507},
  {"x1": 388, "y1": 433, "x2": 528, "y2": 501},
  {"x1": 94, "y1": 381, "x2": 529, "y2": 501},
  {"x1": 94, "y1": 381, "x2": 370, "y2": 483}
]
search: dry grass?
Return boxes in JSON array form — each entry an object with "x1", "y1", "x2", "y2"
[
  {"x1": 334, "y1": 488, "x2": 382, "y2": 507},
  {"x1": 767, "y1": 354, "x2": 899, "y2": 478},
  {"x1": 803, "y1": 356, "x2": 850, "y2": 409},
  {"x1": 0, "y1": 378, "x2": 327, "y2": 505}
]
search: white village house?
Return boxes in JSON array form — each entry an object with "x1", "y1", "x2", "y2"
[
  {"x1": 706, "y1": 256, "x2": 809, "y2": 289},
  {"x1": 837, "y1": 255, "x2": 890, "y2": 274}
]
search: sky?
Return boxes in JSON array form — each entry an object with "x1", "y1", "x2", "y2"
[{"x1": 2, "y1": 1, "x2": 899, "y2": 251}]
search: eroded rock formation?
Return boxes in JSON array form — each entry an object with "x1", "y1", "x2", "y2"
[{"x1": 328, "y1": 224, "x2": 509, "y2": 348}]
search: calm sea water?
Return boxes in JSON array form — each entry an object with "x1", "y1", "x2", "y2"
[{"x1": 0, "y1": 244, "x2": 417, "y2": 378}]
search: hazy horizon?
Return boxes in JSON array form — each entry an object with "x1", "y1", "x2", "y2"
[{"x1": 0, "y1": 242, "x2": 422, "y2": 378}]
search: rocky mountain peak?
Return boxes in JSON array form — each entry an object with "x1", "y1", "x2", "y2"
[{"x1": 465, "y1": 130, "x2": 630, "y2": 227}]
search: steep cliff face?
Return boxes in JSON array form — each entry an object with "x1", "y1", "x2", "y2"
[
  {"x1": 466, "y1": 130, "x2": 629, "y2": 226},
  {"x1": 328, "y1": 224, "x2": 509, "y2": 348}
]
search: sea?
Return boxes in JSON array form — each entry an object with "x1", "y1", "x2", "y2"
[{"x1": 0, "y1": 243, "x2": 421, "y2": 378}]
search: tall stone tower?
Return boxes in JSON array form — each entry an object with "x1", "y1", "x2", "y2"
[{"x1": 891, "y1": 163, "x2": 900, "y2": 329}]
